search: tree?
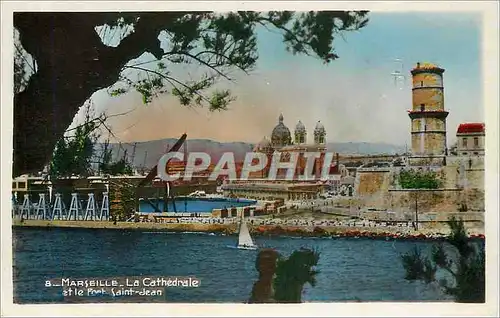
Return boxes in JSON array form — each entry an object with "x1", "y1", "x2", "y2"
[
  {"x1": 273, "y1": 248, "x2": 320, "y2": 303},
  {"x1": 401, "y1": 217, "x2": 485, "y2": 303},
  {"x1": 49, "y1": 102, "x2": 100, "y2": 178},
  {"x1": 13, "y1": 11, "x2": 370, "y2": 177},
  {"x1": 14, "y1": 43, "x2": 29, "y2": 94},
  {"x1": 99, "y1": 139, "x2": 134, "y2": 176}
]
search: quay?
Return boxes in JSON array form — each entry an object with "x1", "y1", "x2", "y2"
[{"x1": 12, "y1": 216, "x2": 485, "y2": 240}]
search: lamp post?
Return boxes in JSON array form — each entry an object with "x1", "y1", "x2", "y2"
[{"x1": 414, "y1": 192, "x2": 419, "y2": 231}]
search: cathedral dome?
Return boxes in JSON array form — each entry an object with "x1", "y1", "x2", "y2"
[
  {"x1": 314, "y1": 120, "x2": 325, "y2": 132},
  {"x1": 271, "y1": 113, "x2": 292, "y2": 147},
  {"x1": 253, "y1": 136, "x2": 273, "y2": 152}
]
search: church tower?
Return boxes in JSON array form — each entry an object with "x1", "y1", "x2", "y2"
[
  {"x1": 314, "y1": 121, "x2": 326, "y2": 144},
  {"x1": 294, "y1": 121, "x2": 306, "y2": 144},
  {"x1": 408, "y1": 62, "x2": 448, "y2": 163}
]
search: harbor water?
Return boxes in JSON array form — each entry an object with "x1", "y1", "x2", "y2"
[
  {"x1": 12, "y1": 227, "x2": 451, "y2": 303},
  {"x1": 138, "y1": 198, "x2": 257, "y2": 213}
]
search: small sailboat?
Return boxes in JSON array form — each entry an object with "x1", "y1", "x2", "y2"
[{"x1": 236, "y1": 214, "x2": 257, "y2": 250}]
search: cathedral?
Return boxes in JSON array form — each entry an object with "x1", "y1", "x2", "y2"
[{"x1": 253, "y1": 114, "x2": 329, "y2": 179}]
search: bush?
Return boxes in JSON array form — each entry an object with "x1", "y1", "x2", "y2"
[
  {"x1": 399, "y1": 169, "x2": 441, "y2": 189},
  {"x1": 273, "y1": 248, "x2": 320, "y2": 303},
  {"x1": 400, "y1": 217, "x2": 485, "y2": 302}
]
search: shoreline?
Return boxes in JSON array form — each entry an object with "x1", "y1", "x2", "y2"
[{"x1": 12, "y1": 220, "x2": 485, "y2": 241}]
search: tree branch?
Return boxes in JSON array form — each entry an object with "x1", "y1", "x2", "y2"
[
  {"x1": 124, "y1": 65, "x2": 212, "y2": 103},
  {"x1": 193, "y1": 50, "x2": 248, "y2": 76},
  {"x1": 111, "y1": 12, "x2": 210, "y2": 63}
]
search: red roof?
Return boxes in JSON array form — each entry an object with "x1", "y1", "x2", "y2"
[
  {"x1": 407, "y1": 110, "x2": 448, "y2": 113},
  {"x1": 457, "y1": 123, "x2": 485, "y2": 134}
]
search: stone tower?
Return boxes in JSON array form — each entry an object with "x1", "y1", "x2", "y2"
[
  {"x1": 294, "y1": 120, "x2": 306, "y2": 144},
  {"x1": 408, "y1": 62, "x2": 448, "y2": 161}
]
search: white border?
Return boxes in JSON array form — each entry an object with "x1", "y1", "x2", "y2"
[{"x1": 1, "y1": 1, "x2": 499, "y2": 317}]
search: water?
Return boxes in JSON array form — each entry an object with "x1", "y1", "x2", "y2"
[
  {"x1": 12, "y1": 227, "x2": 451, "y2": 303},
  {"x1": 138, "y1": 198, "x2": 257, "y2": 213}
]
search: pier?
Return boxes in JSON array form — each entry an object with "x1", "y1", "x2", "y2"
[{"x1": 12, "y1": 192, "x2": 110, "y2": 221}]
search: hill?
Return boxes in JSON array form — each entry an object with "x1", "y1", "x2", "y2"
[{"x1": 99, "y1": 138, "x2": 406, "y2": 168}]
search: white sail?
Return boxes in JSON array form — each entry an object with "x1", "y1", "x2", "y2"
[{"x1": 237, "y1": 216, "x2": 256, "y2": 249}]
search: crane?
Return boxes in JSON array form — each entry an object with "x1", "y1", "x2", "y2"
[{"x1": 137, "y1": 134, "x2": 187, "y2": 213}]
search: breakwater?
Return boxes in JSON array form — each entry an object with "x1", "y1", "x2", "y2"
[{"x1": 12, "y1": 220, "x2": 484, "y2": 241}]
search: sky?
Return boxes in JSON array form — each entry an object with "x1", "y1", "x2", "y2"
[{"x1": 79, "y1": 11, "x2": 483, "y2": 148}]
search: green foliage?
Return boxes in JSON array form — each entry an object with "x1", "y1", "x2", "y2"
[
  {"x1": 400, "y1": 217, "x2": 485, "y2": 303},
  {"x1": 401, "y1": 246, "x2": 437, "y2": 283},
  {"x1": 398, "y1": 169, "x2": 441, "y2": 189},
  {"x1": 273, "y1": 248, "x2": 320, "y2": 303},
  {"x1": 49, "y1": 102, "x2": 134, "y2": 178},
  {"x1": 49, "y1": 107, "x2": 98, "y2": 178},
  {"x1": 106, "y1": 11, "x2": 370, "y2": 110},
  {"x1": 100, "y1": 158, "x2": 133, "y2": 176},
  {"x1": 99, "y1": 139, "x2": 134, "y2": 176}
]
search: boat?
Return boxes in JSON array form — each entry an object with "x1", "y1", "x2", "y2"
[{"x1": 236, "y1": 214, "x2": 258, "y2": 250}]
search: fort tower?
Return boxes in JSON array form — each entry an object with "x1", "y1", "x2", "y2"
[{"x1": 408, "y1": 62, "x2": 448, "y2": 164}]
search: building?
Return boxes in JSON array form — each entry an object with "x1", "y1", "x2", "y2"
[
  {"x1": 221, "y1": 113, "x2": 337, "y2": 201},
  {"x1": 456, "y1": 123, "x2": 485, "y2": 156},
  {"x1": 221, "y1": 180, "x2": 326, "y2": 201},
  {"x1": 12, "y1": 175, "x2": 45, "y2": 194},
  {"x1": 408, "y1": 62, "x2": 449, "y2": 165},
  {"x1": 253, "y1": 113, "x2": 330, "y2": 179}
]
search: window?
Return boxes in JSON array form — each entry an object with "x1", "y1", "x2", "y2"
[
  {"x1": 473, "y1": 152, "x2": 479, "y2": 155},
  {"x1": 462, "y1": 137, "x2": 467, "y2": 148},
  {"x1": 18, "y1": 181, "x2": 26, "y2": 189},
  {"x1": 12, "y1": 182, "x2": 16, "y2": 189},
  {"x1": 420, "y1": 104, "x2": 425, "y2": 111},
  {"x1": 474, "y1": 137, "x2": 479, "y2": 148}
]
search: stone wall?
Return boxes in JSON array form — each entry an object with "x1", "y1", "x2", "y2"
[
  {"x1": 442, "y1": 155, "x2": 485, "y2": 190},
  {"x1": 388, "y1": 189, "x2": 462, "y2": 213},
  {"x1": 354, "y1": 156, "x2": 485, "y2": 214},
  {"x1": 360, "y1": 209, "x2": 484, "y2": 223},
  {"x1": 408, "y1": 156, "x2": 446, "y2": 166},
  {"x1": 354, "y1": 169, "x2": 392, "y2": 197}
]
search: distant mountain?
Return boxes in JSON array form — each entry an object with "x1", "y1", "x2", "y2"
[
  {"x1": 326, "y1": 142, "x2": 407, "y2": 156},
  {"x1": 99, "y1": 138, "x2": 406, "y2": 168}
]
